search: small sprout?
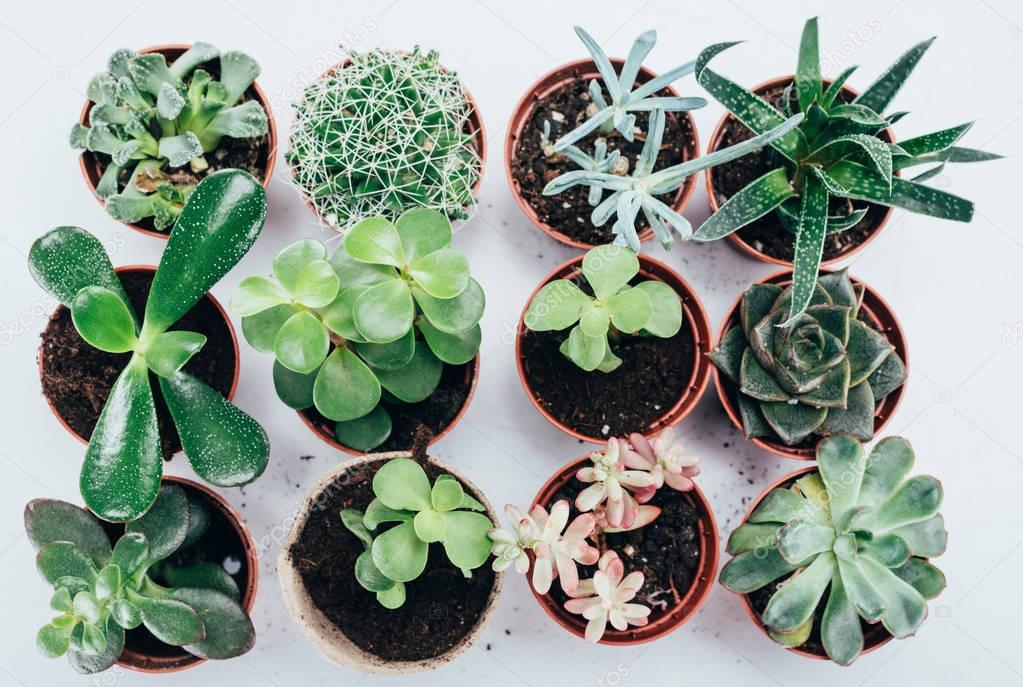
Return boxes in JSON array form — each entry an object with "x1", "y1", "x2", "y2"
[
  {"x1": 625, "y1": 426, "x2": 700, "y2": 501},
  {"x1": 575, "y1": 438, "x2": 655, "y2": 529},
  {"x1": 564, "y1": 551, "x2": 651, "y2": 643}
]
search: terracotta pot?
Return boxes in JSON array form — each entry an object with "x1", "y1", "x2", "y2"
[
  {"x1": 731, "y1": 466, "x2": 894, "y2": 661},
  {"x1": 703, "y1": 76, "x2": 895, "y2": 265},
  {"x1": 528, "y1": 454, "x2": 718, "y2": 645},
  {"x1": 505, "y1": 58, "x2": 700, "y2": 250},
  {"x1": 516, "y1": 253, "x2": 712, "y2": 443},
  {"x1": 298, "y1": 352, "x2": 480, "y2": 456},
  {"x1": 290, "y1": 56, "x2": 486, "y2": 226},
  {"x1": 38, "y1": 265, "x2": 240, "y2": 446},
  {"x1": 77, "y1": 44, "x2": 278, "y2": 239},
  {"x1": 712, "y1": 268, "x2": 908, "y2": 460},
  {"x1": 278, "y1": 452, "x2": 503, "y2": 674},
  {"x1": 115, "y1": 475, "x2": 259, "y2": 673}
]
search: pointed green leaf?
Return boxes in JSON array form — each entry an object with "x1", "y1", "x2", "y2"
[
  {"x1": 855, "y1": 37, "x2": 934, "y2": 113},
  {"x1": 868, "y1": 346, "x2": 908, "y2": 399},
  {"x1": 783, "y1": 175, "x2": 829, "y2": 323},
  {"x1": 796, "y1": 17, "x2": 822, "y2": 112},
  {"x1": 829, "y1": 161, "x2": 974, "y2": 222},
  {"x1": 739, "y1": 349, "x2": 790, "y2": 402},
  {"x1": 695, "y1": 169, "x2": 796, "y2": 241},
  {"x1": 761, "y1": 400, "x2": 827, "y2": 445},
  {"x1": 708, "y1": 326, "x2": 746, "y2": 383},
  {"x1": 817, "y1": 380, "x2": 876, "y2": 441}
]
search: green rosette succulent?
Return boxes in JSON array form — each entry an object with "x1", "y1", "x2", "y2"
[
  {"x1": 709, "y1": 269, "x2": 906, "y2": 446},
  {"x1": 720, "y1": 434, "x2": 947, "y2": 665}
]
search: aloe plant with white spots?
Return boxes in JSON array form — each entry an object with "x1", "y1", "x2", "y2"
[
  {"x1": 232, "y1": 208, "x2": 483, "y2": 452},
  {"x1": 28, "y1": 171, "x2": 269, "y2": 523},
  {"x1": 720, "y1": 434, "x2": 946, "y2": 665},
  {"x1": 709, "y1": 269, "x2": 906, "y2": 447},
  {"x1": 339, "y1": 458, "x2": 493, "y2": 609},
  {"x1": 71, "y1": 44, "x2": 268, "y2": 231},
  {"x1": 28, "y1": 484, "x2": 255, "y2": 673},
  {"x1": 545, "y1": 109, "x2": 805, "y2": 250},
  {"x1": 693, "y1": 17, "x2": 1000, "y2": 322},
  {"x1": 523, "y1": 244, "x2": 681, "y2": 372}
]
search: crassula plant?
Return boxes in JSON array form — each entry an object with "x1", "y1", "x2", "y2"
[
  {"x1": 709, "y1": 269, "x2": 906, "y2": 446},
  {"x1": 232, "y1": 208, "x2": 483, "y2": 451},
  {"x1": 523, "y1": 244, "x2": 681, "y2": 372},
  {"x1": 693, "y1": 17, "x2": 999, "y2": 320},
  {"x1": 28, "y1": 485, "x2": 255, "y2": 673},
  {"x1": 71, "y1": 44, "x2": 269, "y2": 230},
  {"x1": 339, "y1": 458, "x2": 493, "y2": 609},
  {"x1": 720, "y1": 435, "x2": 946, "y2": 665},
  {"x1": 29, "y1": 170, "x2": 269, "y2": 522},
  {"x1": 289, "y1": 46, "x2": 481, "y2": 230}
]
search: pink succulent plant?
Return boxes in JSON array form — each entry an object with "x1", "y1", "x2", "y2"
[
  {"x1": 575, "y1": 437, "x2": 655, "y2": 528},
  {"x1": 564, "y1": 551, "x2": 651, "y2": 643},
  {"x1": 626, "y1": 426, "x2": 700, "y2": 503}
]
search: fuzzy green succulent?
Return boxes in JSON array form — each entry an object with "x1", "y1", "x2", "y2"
[
  {"x1": 28, "y1": 485, "x2": 255, "y2": 674},
  {"x1": 709, "y1": 269, "x2": 906, "y2": 446},
  {"x1": 288, "y1": 46, "x2": 481, "y2": 231},
  {"x1": 340, "y1": 458, "x2": 493, "y2": 608},
  {"x1": 71, "y1": 43, "x2": 268, "y2": 231},
  {"x1": 720, "y1": 434, "x2": 947, "y2": 665},
  {"x1": 232, "y1": 208, "x2": 483, "y2": 451},
  {"x1": 693, "y1": 18, "x2": 1000, "y2": 322}
]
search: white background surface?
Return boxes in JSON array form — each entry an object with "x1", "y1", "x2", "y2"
[{"x1": 1, "y1": 1, "x2": 1021, "y2": 685}]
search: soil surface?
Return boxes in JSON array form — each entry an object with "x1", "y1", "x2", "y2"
[
  {"x1": 710, "y1": 81, "x2": 890, "y2": 261},
  {"x1": 511, "y1": 77, "x2": 697, "y2": 245},
  {"x1": 289, "y1": 459, "x2": 496, "y2": 662},
  {"x1": 38, "y1": 270, "x2": 236, "y2": 459},
  {"x1": 302, "y1": 358, "x2": 475, "y2": 453}
]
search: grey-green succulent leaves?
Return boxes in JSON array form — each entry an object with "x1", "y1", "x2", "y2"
[
  {"x1": 232, "y1": 208, "x2": 484, "y2": 451},
  {"x1": 524, "y1": 244, "x2": 682, "y2": 372},
  {"x1": 71, "y1": 44, "x2": 268, "y2": 231},
  {"x1": 28, "y1": 485, "x2": 255, "y2": 674},
  {"x1": 340, "y1": 458, "x2": 493, "y2": 608},
  {"x1": 709, "y1": 269, "x2": 906, "y2": 446},
  {"x1": 693, "y1": 17, "x2": 1000, "y2": 322},
  {"x1": 720, "y1": 435, "x2": 946, "y2": 665},
  {"x1": 29, "y1": 171, "x2": 270, "y2": 522}
]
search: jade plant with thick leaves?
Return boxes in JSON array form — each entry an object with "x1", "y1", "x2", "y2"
[
  {"x1": 71, "y1": 44, "x2": 268, "y2": 230},
  {"x1": 28, "y1": 485, "x2": 255, "y2": 674},
  {"x1": 720, "y1": 435, "x2": 947, "y2": 665},
  {"x1": 339, "y1": 458, "x2": 493, "y2": 609},
  {"x1": 232, "y1": 208, "x2": 483, "y2": 451},
  {"x1": 709, "y1": 269, "x2": 906, "y2": 446},
  {"x1": 693, "y1": 17, "x2": 1000, "y2": 321},
  {"x1": 523, "y1": 244, "x2": 681, "y2": 372},
  {"x1": 29, "y1": 170, "x2": 269, "y2": 522}
]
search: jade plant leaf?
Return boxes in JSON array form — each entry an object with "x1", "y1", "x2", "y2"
[
  {"x1": 25, "y1": 500, "x2": 112, "y2": 564},
  {"x1": 161, "y1": 562, "x2": 240, "y2": 601},
  {"x1": 71, "y1": 286, "x2": 138, "y2": 353},
  {"x1": 143, "y1": 331, "x2": 206, "y2": 378},
  {"x1": 36, "y1": 542, "x2": 98, "y2": 585},
  {"x1": 172, "y1": 587, "x2": 255, "y2": 659},
  {"x1": 136, "y1": 597, "x2": 204, "y2": 645},
  {"x1": 126, "y1": 484, "x2": 189, "y2": 562}
]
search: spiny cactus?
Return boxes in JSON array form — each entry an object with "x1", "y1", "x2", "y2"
[
  {"x1": 720, "y1": 435, "x2": 947, "y2": 665},
  {"x1": 288, "y1": 46, "x2": 481, "y2": 231}
]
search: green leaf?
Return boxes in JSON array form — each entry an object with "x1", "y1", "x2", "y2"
[
  {"x1": 330, "y1": 247, "x2": 397, "y2": 290},
  {"x1": 726, "y1": 523, "x2": 780, "y2": 554},
  {"x1": 635, "y1": 281, "x2": 682, "y2": 337},
  {"x1": 739, "y1": 349, "x2": 790, "y2": 402},
  {"x1": 37, "y1": 542, "x2": 98, "y2": 585},
  {"x1": 816, "y1": 434, "x2": 866, "y2": 529},
  {"x1": 137, "y1": 596, "x2": 204, "y2": 646},
  {"x1": 431, "y1": 476, "x2": 464, "y2": 512},
  {"x1": 441, "y1": 510, "x2": 493, "y2": 571},
  {"x1": 855, "y1": 37, "x2": 935, "y2": 114},
  {"x1": 408, "y1": 248, "x2": 470, "y2": 299},
  {"x1": 606, "y1": 287, "x2": 651, "y2": 334},
  {"x1": 67, "y1": 619, "x2": 123, "y2": 674},
  {"x1": 829, "y1": 161, "x2": 975, "y2": 222},
  {"x1": 272, "y1": 360, "x2": 316, "y2": 409},
  {"x1": 313, "y1": 348, "x2": 381, "y2": 421},
  {"x1": 374, "y1": 458, "x2": 432, "y2": 510},
  {"x1": 891, "y1": 515, "x2": 947, "y2": 558},
  {"x1": 763, "y1": 552, "x2": 836, "y2": 632},
  {"x1": 95, "y1": 565, "x2": 121, "y2": 600},
  {"x1": 892, "y1": 558, "x2": 946, "y2": 600},
  {"x1": 821, "y1": 65, "x2": 858, "y2": 109},
  {"x1": 413, "y1": 278, "x2": 485, "y2": 334},
  {"x1": 172, "y1": 587, "x2": 255, "y2": 659},
  {"x1": 160, "y1": 371, "x2": 269, "y2": 487},
  {"x1": 372, "y1": 520, "x2": 428, "y2": 582},
  {"x1": 796, "y1": 17, "x2": 822, "y2": 113},
  {"x1": 777, "y1": 520, "x2": 835, "y2": 564},
  {"x1": 81, "y1": 360, "x2": 161, "y2": 522},
  {"x1": 559, "y1": 324, "x2": 607, "y2": 372},
  {"x1": 143, "y1": 330, "x2": 206, "y2": 378},
  {"x1": 169, "y1": 42, "x2": 219, "y2": 80},
  {"x1": 708, "y1": 327, "x2": 746, "y2": 383},
  {"x1": 111, "y1": 599, "x2": 142, "y2": 629},
  {"x1": 24, "y1": 500, "x2": 111, "y2": 563},
  {"x1": 341, "y1": 509, "x2": 373, "y2": 547},
  {"x1": 37, "y1": 622, "x2": 73, "y2": 658},
  {"x1": 859, "y1": 557, "x2": 928, "y2": 638},
  {"x1": 273, "y1": 240, "x2": 327, "y2": 293},
  {"x1": 355, "y1": 550, "x2": 396, "y2": 592},
  {"x1": 71, "y1": 286, "x2": 138, "y2": 353},
  {"x1": 345, "y1": 216, "x2": 404, "y2": 267},
  {"x1": 817, "y1": 381, "x2": 876, "y2": 441},
  {"x1": 419, "y1": 320, "x2": 480, "y2": 365},
  {"x1": 181, "y1": 495, "x2": 211, "y2": 548},
  {"x1": 582, "y1": 244, "x2": 639, "y2": 301},
  {"x1": 231, "y1": 276, "x2": 289, "y2": 317},
  {"x1": 335, "y1": 405, "x2": 392, "y2": 452},
  {"x1": 291, "y1": 260, "x2": 340, "y2": 309},
  {"x1": 127, "y1": 484, "x2": 189, "y2": 561},
  {"x1": 128, "y1": 52, "x2": 177, "y2": 96},
  {"x1": 694, "y1": 169, "x2": 796, "y2": 241},
  {"x1": 394, "y1": 208, "x2": 451, "y2": 261},
  {"x1": 845, "y1": 320, "x2": 895, "y2": 386},
  {"x1": 364, "y1": 499, "x2": 414, "y2": 530},
  {"x1": 159, "y1": 132, "x2": 203, "y2": 167},
  {"x1": 319, "y1": 287, "x2": 368, "y2": 343},
  {"x1": 50, "y1": 588, "x2": 74, "y2": 613},
  {"x1": 218, "y1": 50, "x2": 261, "y2": 102},
  {"x1": 111, "y1": 532, "x2": 148, "y2": 577},
  {"x1": 414, "y1": 510, "x2": 447, "y2": 542},
  {"x1": 201, "y1": 101, "x2": 268, "y2": 150},
  {"x1": 861, "y1": 533, "x2": 911, "y2": 568},
  {"x1": 377, "y1": 582, "x2": 406, "y2": 609},
  {"x1": 719, "y1": 547, "x2": 798, "y2": 593},
  {"x1": 853, "y1": 475, "x2": 943, "y2": 533},
  {"x1": 860, "y1": 437, "x2": 915, "y2": 508},
  {"x1": 274, "y1": 311, "x2": 330, "y2": 374},
  {"x1": 355, "y1": 329, "x2": 415, "y2": 370},
  {"x1": 374, "y1": 346, "x2": 443, "y2": 403},
  {"x1": 353, "y1": 278, "x2": 414, "y2": 344},
  {"x1": 814, "y1": 134, "x2": 893, "y2": 188},
  {"x1": 821, "y1": 573, "x2": 863, "y2": 666},
  {"x1": 749, "y1": 488, "x2": 813, "y2": 524},
  {"x1": 524, "y1": 279, "x2": 590, "y2": 332},
  {"x1": 783, "y1": 175, "x2": 829, "y2": 324}
]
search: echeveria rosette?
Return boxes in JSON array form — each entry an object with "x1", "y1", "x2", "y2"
[
  {"x1": 232, "y1": 208, "x2": 484, "y2": 452},
  {"x1": 719, "y1": 435, "x2": 947, "y2": 665},
  {"x1": 28, "y1": 171, "x2": 270, "y2": 522},
  {"x1": 575, "y1": 438, "x2": 656, "y2": 530},
  {"x1": 523, "y1": 244, "x2": 682, "y2": 373},
  {"x1": 71, "y1": 44, "x2": 268, "y2": 230},
  {"x1": 564, "y1": 551, "x2": 651, "y2": 643},
  {"x1": 27, "y1": 485, "x2": 255, "y2": 674},
  {"x1": 339, "y1": 459, "x2": 493, "y2": 609},
  {"x1": 709, "y1": 269, "x2": 906, "y2": 447},
  {"x1": 692, "y1": 17, "x2": 1000, "y2": 322}
]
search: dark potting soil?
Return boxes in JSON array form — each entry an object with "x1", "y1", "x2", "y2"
[
  {"x1": 546, "y1": 478, "x2": 702, "y2": 626},
  {"x1": 288, "y1": 459, "x2": 496, "y2": 662},
  {"x1": 511, "y1": 77, "x2": 697, "y2": 245},
  {"x1": 38, "y1": 270, "x2": 236, "y2": 459},
  {"x1": 302, "y1": 357, "x2": 475, "y2": 453},
  {"x1": 710, "y1": 82, "x2": 890, "y2": 261}
]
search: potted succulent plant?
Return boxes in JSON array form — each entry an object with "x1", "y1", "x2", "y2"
[
  {"x1": 719, "y1": 434, "x2": 947, "y2": 665},
  {"x1": 516, "y1": 243, "x2": 711, "y2": 442},
  {"x1": 30, "y1": 170, "x2": 270, "y2": 522},
  {"x1": 694, "y1": 18, "x2": 999, "y2": 320},
  {"x1": 709, "y1": 268, "x2": 907, "y2": 459},
  {"x1": 28, "y1": 478, "x2": 258, "y2": 674},
  {"x1": 288, "y1": 46, "x2": 484, "y2": 231},
  {"x1": 490, "y1": 428, "x2": 717, "y2": 644},
  {"x1": 72, "y1": 43, "x2": 276, "y2": 238},
  {"x1": 505, "y1": 27, "x2": 706, "y2": 248},
  {"x1": 232, "y1": 208, "x2": 481, "y2": 454},
  {"x1": 278, "y1": 453, "x2": 501, "y2": 674}
]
